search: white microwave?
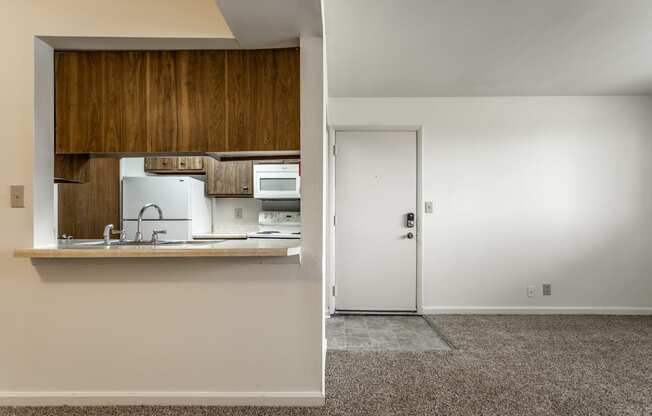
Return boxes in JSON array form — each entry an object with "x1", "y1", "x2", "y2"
[{"x1": 253, "y1": 164, "x2": 301, "y2": 199}]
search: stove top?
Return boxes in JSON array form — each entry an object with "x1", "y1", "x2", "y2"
[
  {"x1": 247, "y1": 230, "x2": 301, "y2": 239},
  {"x1": 248, "y1": 211, "x2": 301, "y2": 239}
]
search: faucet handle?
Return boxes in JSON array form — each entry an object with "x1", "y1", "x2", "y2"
[
  {"x1": 111, "y1": 228, "x2": 127, "y2": 242},
  {"x1": 151, "y1": 229, "x2": 167, "y2": 244}
]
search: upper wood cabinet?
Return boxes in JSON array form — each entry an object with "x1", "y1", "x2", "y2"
[
  {"x1": 176, "y1": 51, "x2": 227, "y2": 152},
  {"x1": 55, "y1": 52, "x2": 148, "y2": 153},
  {"x1": 178, "y1": 156, "x2": 205, "y2": 172},
  {"x1": 144, "y1": 156, "x2": 205, "y2": 173},
  {"x1": 205, "y1": 158, "x2": 253, "y2": 197},
  {"x1": 226, "y1": 49, "x2": 300, "y2": 152},
  {"x1": 145, "y1": 51, "x2": 179, "y2": 153},
  {"x1": 143, "y1": 157, "x2": 178, "y2": 172},
  {"x1": 55, "y1": 48, "x2": 298, "y2": 155}
]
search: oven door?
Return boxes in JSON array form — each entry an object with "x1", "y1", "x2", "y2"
[{"x1": 253, "y1": 165, "x2": 301, "y2": 199}]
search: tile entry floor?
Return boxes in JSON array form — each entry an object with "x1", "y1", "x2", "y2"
[{"x1": 326, "y1": 315, "x2": 451, "y2": 351}]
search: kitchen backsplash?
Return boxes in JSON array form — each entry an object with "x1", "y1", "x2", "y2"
[
  {"x1": 212, "y1": 198, "x2": 262, "y2": 225},
  {"x1": 211, "y1": 198, "x2": 300, "y2": 233}
]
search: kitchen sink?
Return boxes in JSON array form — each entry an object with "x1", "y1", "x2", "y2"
[
  {"x1": 60, "y1": 239, "x2": 224, "y2": 247},
  {"x1": 113, "y1": 240, "x2": 224, "y2": 246},
  {"x1": 65, "y1": 241, "x2": 106, "y2": 246}
]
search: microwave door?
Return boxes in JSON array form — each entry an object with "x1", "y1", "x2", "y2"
[{"x1": 254, "y1": 172, "x2": 300, "y2": 199}]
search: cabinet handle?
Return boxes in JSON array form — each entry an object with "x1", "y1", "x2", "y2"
[{"x1": 242, "y1": 185, "x2": 249, "y2": 190}]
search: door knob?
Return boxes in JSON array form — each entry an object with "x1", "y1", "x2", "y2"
[{"x1": 406, "y1": 232, "x2": 414, "y2": 239}]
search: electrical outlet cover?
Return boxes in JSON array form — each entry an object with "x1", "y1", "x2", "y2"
[
  {"x1": 10, "y1": 185, "x2": 24, "y2": 208},
  {"x1": 234, "y1": 207, "x2": 243, "y2": 219},
  {"x1": 542, "y1": 283, "x2": 552, "y2": 296},
  {"x1": 425, "y1": 201, "x2": 433, "y2": 214},
  {"x1": 527, "y1": 285, "x2": 536, "y2": 298}
]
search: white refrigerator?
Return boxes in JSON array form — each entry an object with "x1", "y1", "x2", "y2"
[{"x1": 122, "y1": 176, "x2": 211, "y2": 241}]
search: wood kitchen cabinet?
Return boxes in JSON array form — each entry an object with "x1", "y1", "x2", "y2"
[
  {"x1": 144, "y1": 156, "x2": 205, "y2": 173},
  {"x1": 58, "y1": 157, "x2": 121, "y2": 239},
  {"x1": 226, "y1": 49, "x2": 300, "y2": 152},
  {"x1": 176, "y1": 50, "x2": 227, "y2": 152},
  {"x1": 54, "y1": 154, "x2": 90, "y2": 183},
  {"x1": 145, "y1": 51, "x2": 179, "y2": 153},
  {"x1": 205, "y1": 157, "x2": 253, "y2": 197},
  {"x1": 56, "y1": 50, "x2": 226, "y2": 154},
  {"x1": 55, "y1": 51, "x2": 148, "y2": 153},
  {"x1": 178, "y1": 156, "x2": 205, "y2": 172},
  {"x1": 146, "y1": 50, "x2": 227, "y2": 153},
  {"x1": 55, "y1": 49, "x2": 298, "y2": 155},
  {"x1": 143, "y1": 157, "x2": 178, "y2": 172}
]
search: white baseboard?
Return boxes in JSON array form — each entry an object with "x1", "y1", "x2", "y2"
[
  {"x1": 422, "y1": 306, "x2": 652, "y2": 315},
  {"x1": 0, "y1": 391, "x2": 325, "y2": 407}
]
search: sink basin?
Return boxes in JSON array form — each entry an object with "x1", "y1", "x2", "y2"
[
  {"x1": 60, "y1": 239, "x2": 225, "y2": 248},
  {"x1": 112, "y1": 240, "x2": 224, "y2": 246},
  {"x1": 61, "y1": 241, "x2": 106, "y2": 246}
]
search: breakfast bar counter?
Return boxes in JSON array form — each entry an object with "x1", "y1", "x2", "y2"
[{"x1": 15, "y1": 239, "x2": 301, "y2": 259}]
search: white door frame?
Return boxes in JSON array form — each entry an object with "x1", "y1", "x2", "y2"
[{"x1": 327, "y1": 126, "x2": 424, "y2": 315}]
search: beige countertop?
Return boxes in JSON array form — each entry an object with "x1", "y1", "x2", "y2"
[
  {"x1": 193, "y1": 233, "x2": 248, "y2": 239},
  {"x1": 14, "y1": 239, "x2": 301, "y2": 259},
  {"x1": 193, "y1": 224, "x2": 257, "y2": 240}
]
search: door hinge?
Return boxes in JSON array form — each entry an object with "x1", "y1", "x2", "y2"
[
  {"x1": 333, "y1": 215, "x2": 336, "y2": 227},
  {"x1": 332, "y1": 144, "x2": 337, "y2": 156},
  {"x1": 332, "y1": 285, "x2": 337, "y2": 297}
]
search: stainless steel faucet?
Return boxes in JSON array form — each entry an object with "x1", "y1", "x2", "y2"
[
  {"x1": 135, "y1": 203, "x2": 164, "y2": 242},
  {"x1": 103, "y1": 224, "x2": 126, "y2": 245}
]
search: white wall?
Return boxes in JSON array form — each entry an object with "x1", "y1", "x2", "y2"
[
  {"x1": 120, "y1": 158, "x2": 147, "y2": 177},
  {"x1": 212, "y1": 198, "x2": 262, "y2": 233},
  {"x1": 329, "y1": 96, "x2": 652, "y2": 314},
  {"x1": 299, "y1": 37, "x2": 326, "y2": 394},
  {"x1": 0, "y1": 1, "x2": 324, "y2": 406}
]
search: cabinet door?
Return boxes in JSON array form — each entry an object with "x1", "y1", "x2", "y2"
[
  {"x1": 121, "y1": 52, "x2": 149, "y2": 153},
  {"x1": 55, "y1": 52, "x2": 136, "y2": 154},
  {"x1": 144, "y1": 157, "x2": 178, "y2": 172},
  {"x1": 178, "y1": 156, "x2": 205, "y2": 172},
  {"x1": 176, "y1": 51, "x2": 226, "y2": 152},
  {"x1": 271, "y1": 48, "x2": 300, "y2": 151},
  {"x1": 225, "y1": 49, "x2": 299, "y2": 152},
  {"x1": 58, "y1": 158, "x2": 121, "y2": 239},
  {"x1": 146, "y1": 51, "x2": 179, "y2": 152},
  {"x1": 56, "y1": 52, "x2": 147, "y2": 154},
  {"x1": 205, "y1": 158, "x2": 253, "y2": 197},
  {"x1": 54, "y1": 154, "x2": 90, "y2": 183}
]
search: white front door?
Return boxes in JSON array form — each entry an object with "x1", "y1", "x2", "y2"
[{"x1": 334, "y1": 130, "x2": 418, "y2": 312}]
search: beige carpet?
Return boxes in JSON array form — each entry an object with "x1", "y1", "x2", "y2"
[{"x1": 2, "y1": 315, "x2": 650, "y2": 416}]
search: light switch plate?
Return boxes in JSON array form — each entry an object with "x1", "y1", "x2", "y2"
[
  {"x1": 424, "y1": 201, "x2": 433, "y2": 214},
  {"x1": 234, "y1": 207, "x2": 243, "y2": 219},
  {"x1": 10, "y1": 185, "x2": 24, "y2": 208}
]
